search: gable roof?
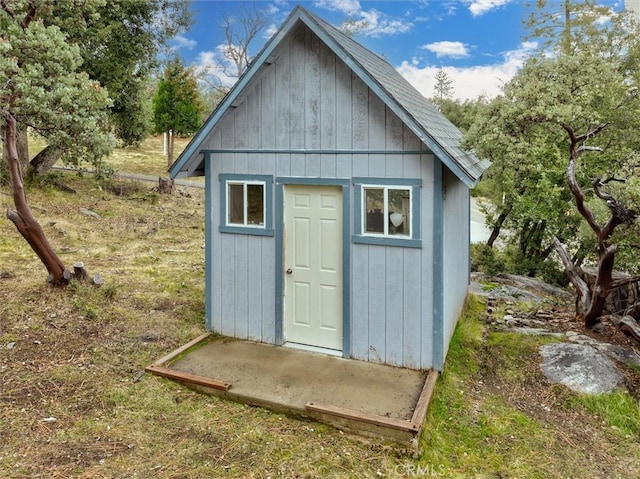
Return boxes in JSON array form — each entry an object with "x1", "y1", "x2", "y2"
[{"x1": 170, "y1": 5, "x2": 489, "y2": 187}]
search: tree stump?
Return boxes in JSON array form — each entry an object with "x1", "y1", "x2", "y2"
[{"x1": 158, "y1": 177, "x2": 174, "y2": 194}]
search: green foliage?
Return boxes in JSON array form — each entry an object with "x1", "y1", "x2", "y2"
[
  {"x1": 48, "y1": 0, "x2": 192, "y2": 145},
  {"x1": 440, "y1": 96, "x2": 487, "y2": 133},
  {"x1": 152, "y1": 57, "x2": 204, "y2": 136},
  {"x1": 465, "y1": 2, "x2": 640, "y2": 276},
  {"x1": 471, "y1": 243, "x2": 567, "y2": 285},
  {"x1": 1, "y1": 1, "x2": 114, "y2": 167},
  {"x1": 471, "y1": 243, "x2": 506, "y2": 276}
]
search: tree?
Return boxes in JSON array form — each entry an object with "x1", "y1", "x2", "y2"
[
  {"x1": 197, "y1": 2, "x2": 267, "y2": 111},
  {"x1": 465, "y1": 9, "x2": 640, "y2": 325},
  {"x1": 220, "y1": 2, "x2": 266, "y2": 77},
  {"x1": 26, "y1": 0, "x2": 192, "y2": 177},
  {"x1": 152, "y1": 57, "x2": 203, "y2": 167},
  {"x1": 466, "y1": 0, "x2": 640, "y2": 279},
  {"x1": 431, "y1": 68, "x2": 454, "y2": 111},
  {"x1": 1, "y1": 0, "x2": 113, "y2": 284}
]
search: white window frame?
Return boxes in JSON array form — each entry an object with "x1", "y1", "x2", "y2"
[
  {"x1": 361, "y1": 185, "x2": 412, "y2": 238},
  {"x1": 219, "y1": 174, "x2": 274, "y2": 236},
  {"x1": 352, "y1": 177, "x2": 421, "y2": 248},
  {"x1": 226, "y1": 180, "x2": 266, "y2": 228}
]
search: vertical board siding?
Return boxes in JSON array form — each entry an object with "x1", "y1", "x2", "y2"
[
  {"x1": 442, "y1": 169, "x2": 470, "y2": 358},
  {"x1": 367, "y1": 246, "x2": 387, "y2": 362},
  {"x1": 350, "y1": 244, "x2": 370, "y2": 360},
  {"x1": 402, "y1": 248, "x2": 422, "y2": 368},
  {"x1": 199, "y1": 24, "x2": 440, "y2": 369},
  {"x1": 421, "y1": 154, "x2": 436, "y2": 369},
  {"x1": 305, "y1": 28, "x2": 321, "y2": 149},
  {"x1": 384, "y1": 247, "x2": 404, "y2": 366},
  {"x1": 233, "y1": 235, "x2": 249, "y2": 338},
  {"x1": 320, "y1": 43, "x2": 336, "y2": 150}
]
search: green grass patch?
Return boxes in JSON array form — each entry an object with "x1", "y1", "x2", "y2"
[{"x1": 564, "y1": 391, "x2": 640, "y2": 438}]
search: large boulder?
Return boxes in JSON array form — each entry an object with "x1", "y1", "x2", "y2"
[{"x1": 539, "y1": 343, "x2": 625, "y2": 395}]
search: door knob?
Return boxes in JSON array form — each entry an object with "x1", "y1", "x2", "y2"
[{"x1": 286, "y1": 268, "x2": 293, "y2": 274}]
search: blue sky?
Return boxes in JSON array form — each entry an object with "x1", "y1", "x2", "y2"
[{"x1": 171, "y1": 0, "x2": 630, "y2": 101}]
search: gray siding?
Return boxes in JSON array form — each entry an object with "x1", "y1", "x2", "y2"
[
  {"x1": 442, "y1": 168, "x2": 470, "y2": 358},
  {"x1": 200, "y1": 24, "x2": 452, "y2": 370}
]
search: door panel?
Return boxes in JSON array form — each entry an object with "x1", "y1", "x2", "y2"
[{"x1": 284, "y1": 185, "x2": 343, "y2": 351}]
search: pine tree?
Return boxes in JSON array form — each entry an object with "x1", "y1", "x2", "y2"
[
  {"x1": 152, "y1": 58, "x2": 203, "y2": 167},
  {"x1": 432, "y1": 68, "x2": 454, "y2": 111}
]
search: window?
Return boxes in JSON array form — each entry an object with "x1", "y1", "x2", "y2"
[
  {"x1": 227, "y1": 182, "x2": 265, "y2": 226},
  {"x1": 220, "y1": 174, "x2": 274, "y2": 236},
  {"x1": 363, "y1": 186, "x2": 411, "y2": 237},
  {"x1": 353, "y1": 178, "x2": 421, "y2": 248}
]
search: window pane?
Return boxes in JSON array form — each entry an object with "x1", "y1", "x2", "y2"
[
  {"x1": 388, "y1": 188, "x2": 410, "y2": 236},
  {"x1": 246, "y1": 184, "x2": 264, "y2": 225},
  {"x1": 228, "y1": 184, "x2": 244, "y2": 224},
  {"x1": 364, "y1": 188, "x2": 384, "y2": 233}
]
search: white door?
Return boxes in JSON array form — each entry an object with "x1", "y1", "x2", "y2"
[{"x1": 284, "y1": 185, "x2": 343, "y2": 351}]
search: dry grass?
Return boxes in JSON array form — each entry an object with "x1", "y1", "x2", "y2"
[
  {"x1": 106, "y1": 135, "x2": 194, "y2": 178},
  {"x1": 1, "y1": 145, "x2": 639, "y2": 477},
  {"x1": 0, "y1": 173, "x2": 407, "y2": 478}
]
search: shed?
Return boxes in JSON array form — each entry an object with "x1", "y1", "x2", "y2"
[{"x1": 169, "y1": 5, "x2": 488, "y2": 371}]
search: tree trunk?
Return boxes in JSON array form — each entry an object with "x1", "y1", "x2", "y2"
[
  {"x1": 167, "y1": 130, "x2": 174, "y2": 168},
  {"x1": 1, "y1": 124, "x2": 29, "y2": 177},
  {"x1": 28, "y1": 144, "x2": 64, "y2": 177},
  {"x1": 3, "y1": 114, "x2": 67, "y2": 284},
  {"x1": 486, "y1": 205, "x2": 511, "y2": 248}
]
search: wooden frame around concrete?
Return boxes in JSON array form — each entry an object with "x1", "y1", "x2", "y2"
[{"x1": 145, "y1": 334, "x2": 440, "y2": 445}]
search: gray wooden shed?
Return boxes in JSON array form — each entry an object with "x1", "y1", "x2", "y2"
[{"x1": 169, "y1": 6, "x2": 488, "y2": 371}]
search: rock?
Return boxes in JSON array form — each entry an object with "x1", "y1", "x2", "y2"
[
  {"x1": 7, "y1": 342, "x2": 16, "y2": 349},
  {"x1": 563, "y1": 331, "x2": 640, "y2": 368},
  {"x1": 79, "y1": 207, "x2": 100, "y2": 219},
  {"x1": 509, "y1": 327, "x2": 564, "y2": 337},
  {"x1": 539, "y1": 343, "x2": 625, "y2": 395}
]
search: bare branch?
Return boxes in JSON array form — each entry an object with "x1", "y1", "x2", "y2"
[
  {"x1": 610, "y1": 274, "x2": 640, "y2": 290},
  {"x1": 576, "y1": 145, "x2": 603, "y2": 154},
  {"x1": 564, "y1": 126, "x2": 602, "y2": 235},
  {"x1": 21, "y1": 0, "x2": 36, "y2": 29},
  {"x1": 553, "y1": 237, "x2": 590, "y2": 299},
  {"x1": 0, "y1": 0, "x2": 15, "y2": 19}
]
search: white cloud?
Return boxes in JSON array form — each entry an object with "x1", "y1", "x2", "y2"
[
  {"x1": 421, "y1": 41, "x2": 469, "y2": 58},
  {"x1": 314, "y1": 1, "x2": 412, "y2": 37},
  {"x1": 358, "y1": 9, "x2": 412, "y2": 37},
  {"x1": 193, "y1": 46, "x2": 239, "y2": 90},
  {"x1": 170, "y1": 35, "x2": 197, "y2": 51},
  {"x1": 397, "y1": 41, "x2": 537, "y2": 101},
  {"x1": 467, "y1": 0, "x2": 512, "y2": 17},
  {"x1": 313, "y1": 0, "x2": 361, "y2": 16},
  {"x1": 263, "y1": 23, "x2": 279, "y2": 39}
]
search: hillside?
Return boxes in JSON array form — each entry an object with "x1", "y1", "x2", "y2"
[{"x1": 0, "y1": 160, "x2": 639, "y2": 477}]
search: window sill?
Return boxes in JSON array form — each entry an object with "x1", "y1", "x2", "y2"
[
  {"x1": 220, "y1": 225, "x2": 275, "y2": 236},
  {"x1": 352, "y1": 235, "x2": 422, "y2": 248}
]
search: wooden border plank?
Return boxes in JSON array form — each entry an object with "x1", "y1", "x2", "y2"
[
  {"x1": 149, "y1": 332, "x2": 211, "y2": 367},
  {"x1": 305, "y1": 402, "x2": 419, "y2": 433},
  {"x1": 411, "y1": 369, "x2": 439, "y2": 427},
  {"x1": 145, "y1": 364, "x2": 231, "y2": 391}
]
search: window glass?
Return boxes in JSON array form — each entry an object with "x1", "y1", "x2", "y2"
[
  {"x1": 228, "y1": 183, "x2": 244, "y2": 224},
  {"x1": 363, "y1": 186, "x2": 411, "y2": 237},
  {"x1": 388, "y1": 188, "x2": 410, "y2": 236},
  {"x1": 364, "y1": 187, "x2": 384, "y2": 233},
  {"x1": 246, "y1": 184, "x2": 264, "y2": 225}
]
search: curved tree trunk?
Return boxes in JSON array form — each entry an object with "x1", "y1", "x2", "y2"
[
  {"x1": 28, "y1": 144, "x2": 64, "y2": 177},
  {"x1": 3, "y1": 114, "x2": 67, "y2": 284},
  {"x1": 1, "y1": 124, "x2": 29, "y2": 176}
]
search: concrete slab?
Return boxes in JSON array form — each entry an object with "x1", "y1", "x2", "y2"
[{"x1": 146, "y1": 335, "x2": 436, "y2": 443}]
